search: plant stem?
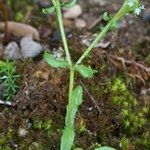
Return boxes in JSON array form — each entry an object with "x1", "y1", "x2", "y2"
[
  {"x1": 52, "y1": 0, "x2": 72, "y2": 66},
  {"x1": 75, "y1": 2, "x2": 128, "y2": 65}
]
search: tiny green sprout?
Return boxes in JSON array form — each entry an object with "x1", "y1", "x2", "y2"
[
  {"x1": 142, "y1": 107, "x2": 149, "y2": 114},
  {"x1": 123, "y1": 120, "x2": 130, "y2": 129},
  {"x1": 78, "y1": 118, "x2": 86, "y2": 133},
  {"x1": 103, "y1": 12, "x2": 111, "y2": 21},
  {"x1": 122, "y1": 109, "x2": 129, "y2": 117},
  {"x1": 43, "y1": 0, "x2": 144, "y2": 149},
  {"x1": 0, "y1": 61, "x2": 19, "y2": 101}
]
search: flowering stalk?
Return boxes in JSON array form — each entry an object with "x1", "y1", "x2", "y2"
[{"x1": 76, "y1": 0, "x2": 144, "y2": 65}]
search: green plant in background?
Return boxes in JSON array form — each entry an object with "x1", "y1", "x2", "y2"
[
  {"x1": 43, "y1": 0, "x2": 144, "y2": 149},
  {"x1": 110, "y1": 78, "x2": 148, "y2": 133},
  {"x1": 120, "y1": 137, "x2": 130, "y2": 150},
  {"x1": 33, "y1": 118, "x2": 52, "y2": 131},
  {"x1": 0, "y1": 128, "x2": 14, "y2": 150},
  {"x1": 0, "y1": 61, "x2": 19, "y2": 101}
]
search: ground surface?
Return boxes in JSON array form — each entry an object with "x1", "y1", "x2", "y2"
[{"x1": 0, "y1": 0, "x2": 150, "y2": 150}]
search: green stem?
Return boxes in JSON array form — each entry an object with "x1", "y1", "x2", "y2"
[
  {"x1": 52, "y1": 0, "x2": 72, "y2": 66},
  {"x1": 75, "y1": 2, "x2": 128, "y2": 65}
]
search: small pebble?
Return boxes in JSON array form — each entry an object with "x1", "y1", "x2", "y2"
[
  {"x1": 18, "y1": 128, "x2": 28, "y2": 137},
  {"x1": 20, "y1": 37, "x2": 43, "y2": 58},
  {"x1": 88, "y1": 107, "x2": 93, "y2": 111},
  {"x1": 4, "y1": 42, "x2": 21, "y2": 60},
  {"x1": 63, "y1": 4, "x2": 82, "y2": 19},
  {"x1": 52, "y1": 47, "x2": 64, "y2": 58},
  {"x1": 75, "y1": 18, "x2": 86, "y2": 29}
]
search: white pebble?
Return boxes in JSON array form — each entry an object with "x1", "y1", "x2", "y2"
[
  {"x1": 18, "y1": 128, "x2": 28, "y2": 137},
  {"x1": 75, "y1": 18, "x2": 86, "y2": 29},
  {"x1": 20, "y1": 37, "x2": 43, "y2": 58},
  {"x1": 4, "y1": 42, "x2": 21, "y2": 60},
  {"x1": 63, "y1": 4, "x2": 82, "y2": 19}
]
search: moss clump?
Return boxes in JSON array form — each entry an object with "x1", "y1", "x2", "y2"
[
  {"x1": 109, "y1": 78, "x2": 148, "y2": 134},
  {"x1": 33, "y1": 118, "x2": 54, "y2": 136},
  {"x1": 136, "y1": 131, "x2": 150, "y2": 149},
  {"x1": 0, "y1": 128, "x2": 14, "y2": 150}
]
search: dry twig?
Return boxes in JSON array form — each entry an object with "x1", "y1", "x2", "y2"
[
  {"x1": 80, "y1": 80, "x2": 101, "y2": 113},
  {"x1": 110, "y1": 55, "x2": 150, "y2": 74}
]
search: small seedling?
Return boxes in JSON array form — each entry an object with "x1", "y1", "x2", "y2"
[
  {"x1": 0, "y1": 61, "x2": 19, "y2": 101},
  {"x1": 43, "y1": 0, "x2": 144, "y2": 149}
]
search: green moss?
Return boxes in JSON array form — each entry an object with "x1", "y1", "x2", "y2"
[
  {"x1": 136, "y1": 131, "x2": 150, "y2": 149},
  {"x1": 120, "y1": 137, "x2": 131, "y2": 150},
  {"x1": 109, "y1": 77, "x2": 148, "y2": 134},
  {"x1": 33, "y1": 118, "x2": 53, "y2": 132},
  {"x1": 28, "y1": 142, "x2": 43, "y2": 150},
  {"x1": 77, "y1": 118, "x2": 86, "y2": 133},
  {"x1": 0, "y1": 129, "x2": 14, "y2": 150}
]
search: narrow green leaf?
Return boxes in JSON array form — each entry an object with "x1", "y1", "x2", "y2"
[
  {"x1": 62, "y1": 0, "x2": 77, "y2": 8},
  {"x1": 95, "y1": 146, "x2": 116, "y2": 150},
  {"x1": 72, "y1": 85, "x2": 83, "y2": 106},
  {"x1": 65, "y1": 85, "x2": 83, "y2": 127},
  {"x1": 42, "y1": 6, "x2": 55, "y2": 14},
  {"x1": 44, "y1": 52, "x2": 69, "y2": 68},
  {"x1": 61, "y1": 127, "x2": 75, "y2": 150},
  {"x1": 75, "y1": 64, "x2": 97, "y2": 78}
]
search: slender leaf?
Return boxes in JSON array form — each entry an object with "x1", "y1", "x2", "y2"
[
  {"x1": 62, "y1": 0, "x2": 77, "y2": 8},
  {"x1": 61, "y1": 127, "x2": 75, "y2": 150},
  {"x1": 75, "y1": 64, "x2": 97, "y2": 78},
  {"x1": 72, "y1": 85, "x2": 83, "y2": 106},
  {"x1": 44, "y1": 52, "x2": 69, "y2": 68},
  {"x1": 65, "y1": 85, "x2": 83, "y2": 127},
  {"x1": 62, "y1": 86, "x2": 83, "y2": 150},
  {"x1": 103, "y1": 12, "x2": 110, "y2": 21},
  {"x1": 42, "y1": 6, "x2": 55, "y2": 14}
]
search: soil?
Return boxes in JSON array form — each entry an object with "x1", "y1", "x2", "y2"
[{"x1": 0, "y1": 0, "x2": 150, "y2": 150}]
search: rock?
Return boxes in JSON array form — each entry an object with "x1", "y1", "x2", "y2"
[
  {"x1": 18, "y1": 128, "x2": 28, "y2": 137},
  {"x1": 63, "y1": 4, "x2": 82, "y2": 19},
  {"x1": 4, "y1": 42, "x2": 21, "y2": 60},
  {"x1": 20, "y1": 37, "x2": 43, "y2": 58},
  {"x1": 75, "y1": 18, "x2": 86, "y2": 29},
  {"x1": 0, "y1": 21, "x2": 40, "y2": 41},
  {"x1": 52, "y1": 47, "x2": 64, "y2": 58}
]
